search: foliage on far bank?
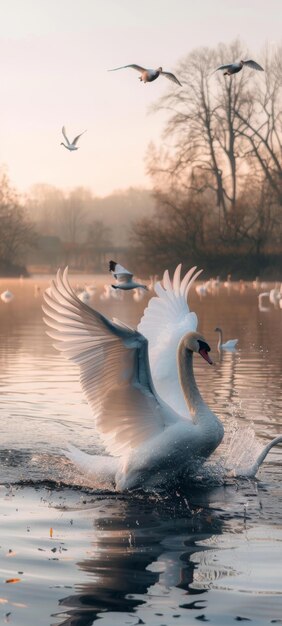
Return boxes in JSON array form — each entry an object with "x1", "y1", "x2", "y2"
[
  {"x1": 0, "y1": 170, "x2": 37, "y2": 276},
  {"x1": 132, "y1": 41, "x2": 282, "y2": 278}
]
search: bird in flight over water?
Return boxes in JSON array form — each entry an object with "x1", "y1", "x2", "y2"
[
  {"x1": 109, "y1": 261, "x2": 148, "y2": 291},
  {"x1": 108, "y1": 64, "x2": 182, "y2": 86},
  {"x1": 214, "y1": 59, "x2": 264, "y2": 76},
  {"x1": 60, "y1": 126, "x2": 86, "y2": 151}
]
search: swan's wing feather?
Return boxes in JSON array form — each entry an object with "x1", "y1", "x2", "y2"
[
  {"x1": 138, "y1": 265, "x2": 202, "y2": 417},
  {"x1": 62, "y1": 126, "x2": 70, "y2": 145},
  {"x1": 43, "y1": 268, "x2": 165, "y2": 456},
  {"x1": 161, "y1": 71, "x2": 182, "y2": 86},
  {"x1": 108, "y1": 64, "x2": 146, "y2": 73},
  {"x1": 243, "y1": 59, "x2": 264, "y2": 71},
  {"x1": 138, "y1": 265, "x2": 202, "y2": 349},
  {"x1": 72, "y1": 131, "x2": 86, "y2": 146}
]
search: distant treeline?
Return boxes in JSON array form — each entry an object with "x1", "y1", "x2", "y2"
[
  {"x1": 131, "y1": 40, "x2": 282, "y2": 279},
  {"x1": 0, "y1": 40, "x2": 281, "y2": 278}
]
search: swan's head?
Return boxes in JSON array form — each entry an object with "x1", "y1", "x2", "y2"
[{"x1": 182, "y1": 331, "x2": 213, "y2": 365}]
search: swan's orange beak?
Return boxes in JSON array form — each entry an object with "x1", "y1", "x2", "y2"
[{"x1": 199, "y1": 348, "x2": 213, "y2": 365}]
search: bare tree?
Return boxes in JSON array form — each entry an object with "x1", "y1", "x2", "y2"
[
  {"x1": 0, "y1": 170, "x2": 37, "y2": 273},
  {"x1": 235, "y1": 45, "x2": 282, "y2": 204}
]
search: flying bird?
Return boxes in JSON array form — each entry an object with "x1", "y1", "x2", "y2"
[
  {"x1": 109, "y1": 261, "x2": 148, "y2": 291},
  {"x1": 214, "y1": 59, "x2": 264, "y2": 76},
  {"x1": 108, "y1": 64, "x2": 182, "y2": 86},
  {"x1": 60, "y1": 126, "x2": 86, "y2": 151}
]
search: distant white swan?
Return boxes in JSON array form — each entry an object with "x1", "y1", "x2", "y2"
[
  {"x1": 60, "y1": 126, "x2": 86, "y2": 151},
  {"x1": 109, "y1": 260, "x2": 148, "y2": 291},
  {"x1": 0, "y1": 290, "x2": 14, "y2": 303},
  {"x1": 214, "y1": 59, "x2": 264, "y2": 76},
  {"x1": 108, "y1": 64, "x2": 182, "y2": 86},
  {"x1": 133, "y1": 287, "x2": 146, "y2": 302},
  {"x1": 269, "y1": 284, "x2": 281, "y2": 307},
  {"x1": 258, "y1": 292, "x2": 270, "y2": 312},
  {"x1": 99, "y1": 284, "x2": 123, "y2": 301},
  {"x1": 43, "y1": 268, "x2": 225, "y2": 491},
  {"x1": 215, "y1": 327, "x2": 238, "y2": 351}
]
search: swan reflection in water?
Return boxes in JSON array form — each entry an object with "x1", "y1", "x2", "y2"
[
  {"x1": 51, "y1": 481, "x2": 282, "y2": 626},
  {"x1": 52, "y1": 492, "x2": 225, "y2": 626}
]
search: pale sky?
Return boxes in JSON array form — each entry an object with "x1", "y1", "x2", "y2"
[{"x1": 0, "y1": 0, "x2": 281, "y2": 196}]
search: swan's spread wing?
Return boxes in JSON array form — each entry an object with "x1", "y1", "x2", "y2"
[
  {"x1": 138, "y1": 265, "x2": 202, "y2": 417},
  {"x1": 215, "y1": 64, "x2": 232, "y2": 72},
  {"x1": 110, "y1": 261, "x2": 133, "y2": 283},
  {"x1": 62, "y1": 126, "x2": 70, "y2": 145},
  {"x1": 108, "y1": 64, "x2": 146, "y2": 73},
  {"x1": 72, "y1": 130, "x2": 86, "y2": 146},
  {"x1": 243, "y1": 59, "x2": 264, "y2": 71},
  {"x1": 42, "y1": 268, "x2": 165, "y2": 456},
  {"x1": 161, "y1": 71, "x2": 182, "y2": 86}
]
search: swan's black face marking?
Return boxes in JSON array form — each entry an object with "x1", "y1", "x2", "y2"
[{"x1": 198, "y1": 340, "x2": 213, "y2": 365}]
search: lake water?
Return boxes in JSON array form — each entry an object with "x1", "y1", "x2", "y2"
[{"x1": 0, "y1": 273, "x2": 281, "y2": 626}]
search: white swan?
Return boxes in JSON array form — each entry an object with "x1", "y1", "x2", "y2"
[
  {"x1": 42, "y1": 268, "x2": 224, "y2": 491},
  {"x1": 109, "y1": 260, "x2": 148, "y2": 291},
  {"x1": 269, "y1": 283, "x2": 281, "y2": 307},
  {"x1": 60, "y1": 126, "x2": 86, "y2": 151},
  {"x1": 214, "y1": 59, "x2": 264, "y2": 76},
  {"x1": 0, "y1": 290, "x2": 14, "y2": 303},
  {"x1": 214, "y1": 327, "x2": 238, "y2": 351},
  {"x1": 138, "y1": 265, "x2": 202, "y2": 418},
  {"x1": 99, "y1": 284, "x2": 124, "y2": 301},
  {"x1": 133, "y1": 287, "x2": 146, "y2": 303},
  {"x1": 108, "y1": 64, "x2": 182, "y2": 86},
  {"x1": 195, "y1": 282, "x2": 208, "y2": 297},
  {"x1": 258, "y1": 292, "x2": 270, "y2": 312},
  {"x1": 77, "y1": 290, "x2": 91, "y2": 304}
]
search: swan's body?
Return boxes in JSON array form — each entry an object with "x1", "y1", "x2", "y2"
[
  {"x1": 85, "y1": 284, "x2": 96, "y2": 296},
  {"x1": 215, "y1": 327, "x2": 238, "y2": 351},
  {"x1": 77, "y1": 290, "x2": 91, "y2": 304},
  {"x1": 99, "y1": 284, "x2": 123, "y2": 301},
  {"x1": 0, "y1": 290, "x2": 14, "y2": 303},
  {"x1": 195, "y1": 283, "x2": 207, "y2": 297},
  {"x1": 133, "y1": 287, "x2": 146, "y2": 302},
  {"x1": 258, "y1": 292, "x2": 270, "y2": 312},
  {"x1": 109, "y1": 260, "x2": 148, "y2": 291},
  {"x1": 269, "y1": 284, "x2": 281, "y2": 306},
  {"x1": 60, "y1": 126, "x2": 86, "y2": 151},
  {"x1": 108, "y1": 64, "x2": 182, "y2": 86},
  {"x1": 214, "y1": 59, "x2": 264, "y2": 76},
  {"x1": 224, "y1": 274, "x2": 232, "y2": 289},
  {"x1": 43, "y1": 268, "x2": 224, "y2": 491}
]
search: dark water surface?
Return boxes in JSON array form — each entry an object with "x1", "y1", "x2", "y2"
[{"x1": 0, "y1": 274, "x2": 281, "y2": 625}]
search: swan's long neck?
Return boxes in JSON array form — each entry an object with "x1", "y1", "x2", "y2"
[
  {"x1": 177, "y1": 339, "x2": 224, "y2": 452},
  {"x1": 216, "y1": 329, "x2": 223, "y2": 349},
  {"x1": 239, "y1": 436, "x2": 282, "y2": 478},
  {"x1": 178, "y1": 343, "x2": 209, "y2": 423}
]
